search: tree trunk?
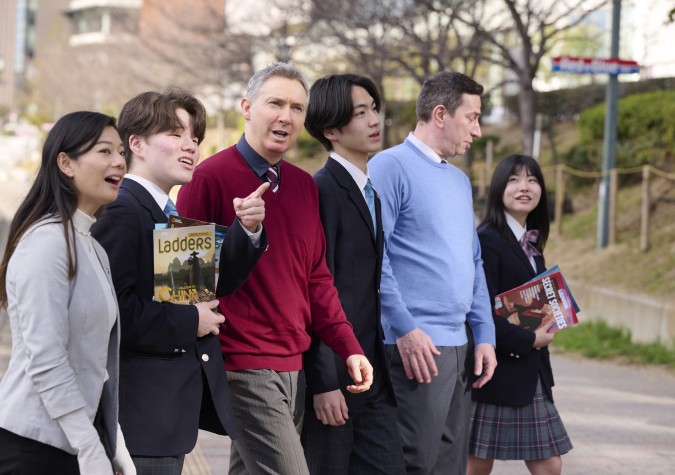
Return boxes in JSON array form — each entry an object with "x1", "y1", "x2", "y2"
[{"x1": 518, "y1": 77, "x2": 535, "y2": 156}]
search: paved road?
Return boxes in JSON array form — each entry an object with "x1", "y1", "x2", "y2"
[{"x1": 6, "y1": 310, "x2": 672, "y2": 475}]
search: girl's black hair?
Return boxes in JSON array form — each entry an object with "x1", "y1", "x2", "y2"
[{"x1": 479, "y1": 154, "x2": 550, "y2": 252}]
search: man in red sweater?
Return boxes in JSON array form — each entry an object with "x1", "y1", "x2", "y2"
[{"x1": 177, "y1": 62, "x2": 373, "y2": 475}]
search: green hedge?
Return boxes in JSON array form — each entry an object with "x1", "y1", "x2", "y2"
[{"x1": 565, "y1": 89, "x2": 675, "y2": 171}]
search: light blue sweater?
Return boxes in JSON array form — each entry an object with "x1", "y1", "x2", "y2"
[{"x1": 369, "y1": 137, "x2": 496, "y2": 346}]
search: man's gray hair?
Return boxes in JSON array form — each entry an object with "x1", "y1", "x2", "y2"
[{"x1": 246, "y1": 62, "x2": 308, "y2": 101}]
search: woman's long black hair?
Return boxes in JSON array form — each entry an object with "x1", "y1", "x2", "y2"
[
  {"x1": 479, "y1": 154, "x2": 550, "y2": 252},
  {"x1": 0, "y1": 111, "x2": 117, "y2": 307}
]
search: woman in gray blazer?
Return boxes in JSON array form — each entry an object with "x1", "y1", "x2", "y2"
[{"x1": 0, "y1": 112, "x2": 135, "y2": 474}]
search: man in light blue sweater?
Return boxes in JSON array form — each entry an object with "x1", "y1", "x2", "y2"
[{"x1": 369, "y1": 71, "x2": 497, "y2": 475}]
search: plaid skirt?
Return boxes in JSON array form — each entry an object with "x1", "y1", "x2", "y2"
[{"x1": 468, "y1": 379, "x2": 573, "y2": 460}]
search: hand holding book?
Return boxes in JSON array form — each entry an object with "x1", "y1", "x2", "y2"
[{"x1": 494, "y1": 267, "x2": 579, "y2": 333}]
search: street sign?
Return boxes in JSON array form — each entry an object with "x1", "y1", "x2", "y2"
[{"x1": 551, "y1": 56, "x2": 639, "y2": 75}]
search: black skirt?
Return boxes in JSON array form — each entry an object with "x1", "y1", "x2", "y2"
[{"x1": 0, "y1": 427, "x2": 79, "y2": 475}]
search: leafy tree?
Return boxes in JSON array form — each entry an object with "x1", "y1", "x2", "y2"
[{"x1": 456, "y1": 0, "x2": 610, "y2": 154}]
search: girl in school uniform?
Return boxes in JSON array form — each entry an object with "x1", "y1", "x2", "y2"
[{"x1": 467, "y1": 154, "x2": 572, "y2": 475}]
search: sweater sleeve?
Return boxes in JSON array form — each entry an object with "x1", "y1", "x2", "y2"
[
  {"x1": 369, "y1": 154, "x2": 418, "y2": 339},
  {"x1": 465, "y1": 227, "x2": 497, "y2": 346}
]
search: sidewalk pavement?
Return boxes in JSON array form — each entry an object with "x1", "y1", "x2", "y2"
[{"x1": 2, "y1": 311, "x2": 675, "y2": 474}]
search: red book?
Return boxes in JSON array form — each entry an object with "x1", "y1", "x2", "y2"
[{"x1": 494, "y1": 270, "x2": 579, "y2": 333}]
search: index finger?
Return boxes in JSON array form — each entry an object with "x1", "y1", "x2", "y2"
[{"x1": 247, "y1": 182, "x2": 270, "y2": 200}]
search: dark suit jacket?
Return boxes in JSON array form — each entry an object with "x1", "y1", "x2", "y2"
[
  {"x1": 305, "y1": 157, "x2": 394, "y2": 414},
  {"x1": 91, "y1": 178, "x2": 266, "y2": 456},
  {"x1": 471, "y1": 226, "x2": 555, "y2": 406}
]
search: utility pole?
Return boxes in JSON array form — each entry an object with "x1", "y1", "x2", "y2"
[{"x1": 597, "y1": 0, "x2": 621, "y2": 248}]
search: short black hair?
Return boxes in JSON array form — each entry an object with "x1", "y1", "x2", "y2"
[{"x1": 305, "y1": 74, "x2": 381, "y2": 151}]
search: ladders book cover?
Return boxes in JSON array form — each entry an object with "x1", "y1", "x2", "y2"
[
  {"x1": 153, "y1": 224, "x2": 216, "y2": 305},
  {"x1": 168, "y1": 215, "x2": 228, "y2": 287}
]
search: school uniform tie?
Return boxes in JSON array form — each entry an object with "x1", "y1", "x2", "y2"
[
  {"x1": 364, "y1": 179, "x2": 376, "y2": 234},
  {"x1": 265, "y1": 165, "x2": 280, "y2": 192},
  {"x1": 164, "y1": 198, "x2": 178, "y2": 218},
  {"x1": 519, "y1": 229, "x2": 541, "y2": 258}
]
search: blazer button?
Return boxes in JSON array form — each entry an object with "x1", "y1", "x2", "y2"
[{"x1": 202, "y1": 354, "x2": 210, "y2": 362}]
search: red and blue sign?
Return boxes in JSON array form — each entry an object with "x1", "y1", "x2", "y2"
[{"x1": 552, "y1": 56, "x2": 639, "y2": 75}]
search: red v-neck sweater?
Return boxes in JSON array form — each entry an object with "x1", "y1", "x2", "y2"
[{"x1": 177, "y1": 145, "x2": 363, "y2": 371}]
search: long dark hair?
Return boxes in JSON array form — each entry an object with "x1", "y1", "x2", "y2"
[
  {"x1": 479, "y1": 154, "x2": 550, "y2": 252},
  {"x1": 0, "y1": 111, "x2": 118, "y2": 307}
]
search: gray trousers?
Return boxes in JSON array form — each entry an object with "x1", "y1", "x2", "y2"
[
  {"x1": 227, "y1": 369, "x2": 308, "y2": 475},
  {"x1": 388, "y1": 344, "x2": 471, "y2": 475}
]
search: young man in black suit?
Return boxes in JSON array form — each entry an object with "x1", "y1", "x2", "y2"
[
  {"x1": 302, "y1": 74, "x2": 405, "y2": 474},
  {"x1": 91, "y1": 89, "x2": 268, "y2": 474}
]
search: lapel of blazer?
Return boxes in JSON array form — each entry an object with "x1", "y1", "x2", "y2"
[
  {"x1": 325, "y1": 158, "x2": 377, "y2": 243},
  {"x1": 121, "y1": 178, "x2": 168, "y2": 225},
  {"x1": 374, "y1": 189, "x2": 384, "y2": 285},
  {"x1": 506, "y1": 228, "x2": 538, "y2": 278}
]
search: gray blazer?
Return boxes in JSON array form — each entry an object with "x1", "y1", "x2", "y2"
[{"x1": 0, "y1": 217, "x2": 120, "y2": 456}]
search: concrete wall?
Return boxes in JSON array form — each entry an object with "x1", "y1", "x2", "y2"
[{"x1": 569, "y1": 279, "x2": 675, "y2": 348}]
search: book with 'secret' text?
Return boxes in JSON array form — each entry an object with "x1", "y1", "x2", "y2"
[{"x1": 494, "y1": 268, "x2": 579, "y2": 333}]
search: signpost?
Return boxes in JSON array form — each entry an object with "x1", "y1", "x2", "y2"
[{"x1": 550, "y1": 0, "x2": 637, "y2": 248}]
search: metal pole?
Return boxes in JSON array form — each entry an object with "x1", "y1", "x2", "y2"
[{"x1": 597, "y1": 0, "x2": 621, "y2": 248}]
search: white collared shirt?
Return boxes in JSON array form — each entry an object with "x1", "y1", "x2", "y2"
[
  {"x1": 407, "y1": 132, "x2": 447, "y2": 164},
  {"x1": 124, "y1": 173, "x2": 171, "y2": 211},
  {"x1": 123, "y1": 173, "x2": 263, "y2": 245},
  {"x1": 329, "y1": 151, "x2": 370, "y2": 198},
  {"x1": 505, "y1": 211, "x2": 537, "y2": 272}
]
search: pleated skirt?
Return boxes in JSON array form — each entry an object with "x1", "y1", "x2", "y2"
[{"x1": 468, "y1": 379, "x2": 573, "y2": 461}]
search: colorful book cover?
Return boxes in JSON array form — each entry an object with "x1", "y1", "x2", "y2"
[
  {"x1": 168, "y1": 215, "x2": 228, "y2": 287},
  {"x1": 527, "y1": 264, "x2": 580, "y2": 313},
  {"x1": 153, "y1": 224, "x2": 216, "y2": 305},
  {"x1": 494, "y1": 270, "x2": 579, "y2": 333}
]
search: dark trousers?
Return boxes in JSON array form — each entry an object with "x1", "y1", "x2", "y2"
[
  {"x1": 131, "y1": 454, "x2": 185, "y2": 475},
  {"x1": 301, "y1": 375, "x2": 406, "y2": 475},
  {"x1": 0, "y1": 427, "x2": 79, "y2": 475}
]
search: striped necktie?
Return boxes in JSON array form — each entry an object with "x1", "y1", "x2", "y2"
[
  {"x1": 364, "y1": 179, "x2": 376, "y2": 233},
  {"x1": 265, "y1": 165, "x2": 280, "y2": 192}
]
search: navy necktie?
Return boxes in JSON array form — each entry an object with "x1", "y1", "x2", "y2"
[
  {"x1": 164, "y1": 198, "x2": 178, "y2": 218},
  {"x1": 364, "y1": 179, "x2": 376, "y2": 234},
  {"x1": 519, "y1": 229, "x2": 541, "y2": 258}
]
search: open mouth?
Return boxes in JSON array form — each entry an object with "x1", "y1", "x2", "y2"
[
  {"x1": 105, "y1": 175, "x2": 122, "y2": 185},
  {"x1": 178, "y1": 158, "x2": 194, "y2": 166},
  {"x1": 272, "y1": 130, "x2": 289, "y2": 139}
]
